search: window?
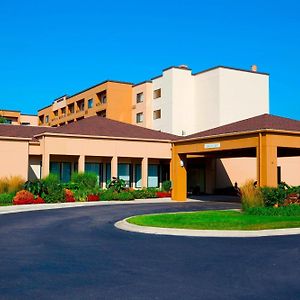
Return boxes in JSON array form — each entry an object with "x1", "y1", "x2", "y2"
[
  {"x1": 45, "y1": 115, "x2": 49, "y2": 123},
  {"x1": 98, "y1": 91, "x2": 107, "y2": 104},
  {"x1": 136, "y1": 92, "x2": 144, "y2": 103},
  {"x1": 88, "y1": 98, "x2": 93, "y2": 109},
  {"x1": 61, "y1": 107, "x2": 66, "y2": 116},
  {"x1": 54, "y1": 110, "x2": 58, "y2": 117},
  {"x1": 77, "y1": 99, "x2": 84, "y2": 111},
  {"x1": 50, "y1": 162, "x2": 72, "y2": 183},
  {"x1": 68, "y1": 103, "x2": 74, "y2": 114},
  {"x1": 118, "y1": 164, "x2": 131, "y2": 187},
  {"x1": 97, "y1": 110, "x2": 106, "y2": 117},
  {"x1": 85, "y1": 163, "x2": 102, "y2": 184},
  {"x1": 135, "y1": 164, "x2": 142, "y2": 188},
  {"x1": 148, "y1": 164, "x2": 159, "y2": 188},
  {"x1": 106, "y1": 163, "x2": 111, "y2": 184},
  {"x1": 136, "y1": 112, "x2": 144, "y2": 123},
  {"x1": 153, "y1": 109, "x2": 161, "y2": 120},
  {"x1": 153, "y1": 88, "x2": 161, "y2": 99}
]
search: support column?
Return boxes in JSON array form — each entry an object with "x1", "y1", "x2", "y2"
[
  {"x1": 141, "y1": 157, "x2": 148, "y2": 188},
  {"x1": 171, "y1": 150, "x2": 187, "y2": 201},
  {"x1": 259, "y1": 134, "x2": 278, "y2": 187},
  {"x1": 78, "y1": 155, "x2": 85, "y2": 173},
  {"x1": 205, "y1": 158, "x2": 216, "y2": 194},
  {"x1": 111, "y1": 156, "x2": 118, "y2": 179},
  {"x1": 102, "y1": 163, "x2": 106, "y2": 188},
  {"x1": 42, "y1": 153, "x2": 50, "y2": 178}
]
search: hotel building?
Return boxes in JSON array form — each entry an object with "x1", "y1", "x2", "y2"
[
  {"x1": 0, "y1": 109, "x2": 38, "y2": 126},
  {"x1": 0, "y1": 65, "x2": 298, "y2": 200}
]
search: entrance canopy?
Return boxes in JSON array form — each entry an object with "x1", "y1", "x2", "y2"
[{"x1": 171, "y1": 114, "x2": 300, "y2": 201}]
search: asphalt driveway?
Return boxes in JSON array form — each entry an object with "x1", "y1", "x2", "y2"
[{"x1": 0, "y1": 201, "x2": 300, "y2": 300}]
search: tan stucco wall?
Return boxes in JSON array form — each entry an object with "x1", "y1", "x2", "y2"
[
  {"x1": 217, "y1": 157, "x2": 300, "y2": 188},
  {"x1": 0, "y1": 139, "x2": 29, "y2": 179},
  {"x1": 278, "y1": 157, "x2": 300, "y2": 186},
  {"x1": 43, "y1": 136, "x2": 171, "y2": 159},
  {"x1": 20, "y1": 115, "x2": 39, "y2": 126}
]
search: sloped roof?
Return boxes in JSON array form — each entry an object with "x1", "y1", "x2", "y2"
[
  {"x1": 0, "y1": 124, "x2": 56, "y2": 141},
  {"x1": 53, "y1": 116, "x2": 176, "y2": 140},
  {"x1": 0, "y1": 116, "x2": 177, "y2": 141},
  {"x1": 179, "y1": 114, "x2": 300, "y2": 141}
]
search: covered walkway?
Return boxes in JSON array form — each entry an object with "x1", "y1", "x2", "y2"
[{"x1": 171, "y1": 114, "x2": 300, "y2": 201}]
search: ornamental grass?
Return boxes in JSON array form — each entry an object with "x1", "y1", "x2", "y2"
[
  {"x1": 0, "y1": 176, "x2": 25, "y2": 194},
  {"x1": 240, "y1": 179, "x2": 264, "y2": 210}
]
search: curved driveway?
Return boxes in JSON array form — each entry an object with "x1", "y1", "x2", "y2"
[{"x1": 0, "y1": 201, "x2": 300, "y2": 300}]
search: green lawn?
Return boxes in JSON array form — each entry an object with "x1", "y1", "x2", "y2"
[{"x1": 127, "y1": 210, "x2": 300, "y2": 230}]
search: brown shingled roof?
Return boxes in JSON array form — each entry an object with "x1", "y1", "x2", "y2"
[
  {"x1": 0, "y1": 124, "x2": 56, "y2": 141},
  {"x1": 47, "y1": 116, "x2": 177, "y2": 140},
  {"x1": 180, "y1": 114, "x2": 300, "y2": 141}
]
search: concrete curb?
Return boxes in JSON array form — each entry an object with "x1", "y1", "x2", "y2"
[
  {"x1": 115, "y1": 218, "x2": 300, "y2": 238},
  {"x1": 0, "y1": 198, "x2": 200, "y2": 215}
]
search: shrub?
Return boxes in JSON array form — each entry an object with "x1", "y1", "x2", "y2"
[
  {"x1": 65, "y1": 189, "x2": 76, "y2": 202},
  {"x1": 13, "y1": 190, "x2": 35, "y2": 205},
  {"x1": 100, "y1": 190, "x2": 115, "y2": 201},
  {"x1": 107, "y1": 177, "x2": 126, "y2": 193},
  {"x1": 33, "y1": 197, "x2": 45, "y2": 204},
  {"x1": 132, "y1": 189, "x2": 146, "y2": 199},
  {"x1": 162, "y1": 180, "x2": 172, "y2": 192},
  {"x1": 87, "y1": 194, "x2": 100, "y2": 202},
  {"x1": 0, "y1": 176, "x2": 24, "y2": 194},
  {"x1": 0, "y1": 193, "x2": 14, "y2": 205},
  {"x1": 71, "y1": 172, "x2": 98, "y2": 190},
  {"x1": 246, "y1": 205, "x2": 300, "y2": 217},
  {"x1": 43, "y1": 174, "x2": 65, "y2": 203},
  {"x1": 144, "y1": 188, "x2": 158, "y2": 198},
  {"x1": 156, "y1": 191, "x2": 171, "y2": 198},
  {"x1": 240, "y1": 179, "x2": 264, "y2": 210},
  {"x1": 23, "y1": 179, "x2": 46, "y2": 197},
  {"x1": 260, "y1": 187, "x2": 286, "y2": 207},
  {"x1": 114, "y1": 191, "x2": 134, "y2": 201},
  {"x1": 73, "y1": 189, "x2": 88, "y2": 202}
]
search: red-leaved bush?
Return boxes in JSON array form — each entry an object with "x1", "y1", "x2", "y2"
[
  {"x1": 13, "y1": 190, "x2": 35, "y2": 205},
  {"x1": 156, "y1": 191, "x2": 171, "y2": 198},
  {"x1": 33, "y1": 197, "x2": 45, "y2": 204},
  {"x1": 65, "y1": 189, "x2": 76, "y2": 202},
  {"x1": 87, "y1": 194, "x2": 100, "y2": 202}
]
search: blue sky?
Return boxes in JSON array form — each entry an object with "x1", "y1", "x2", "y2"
[{"x1": 0, "y1": 0, "x2": 299, "y2": 119}]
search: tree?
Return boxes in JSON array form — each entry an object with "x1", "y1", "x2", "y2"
[{"x1": 0, "y1": 115, "x2": 8, "y2": 124}]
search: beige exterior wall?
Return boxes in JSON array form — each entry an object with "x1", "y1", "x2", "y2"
[
  {"x1": 20, "y1": 115, "x2": 39, "y2": 126},
  {"x1": 42, "y1": 136, "x2": 171, "y2": 159},
  {"x1": 0, "y1": 138, "x2": 29, "y2": 179},
  {"x1": 132, "y1": 82, "x2": 153, "y2": 128},
  {"x1": 216, "y1": 157, "x2": 300, "y2": 188},
  {"x1": 278, "y1": 157, "x2": 300, "y2": 186}
]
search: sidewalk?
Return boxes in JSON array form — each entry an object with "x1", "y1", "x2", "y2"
[{"x1": 0, "y1": 198, "x2": 200, "y2": 215}]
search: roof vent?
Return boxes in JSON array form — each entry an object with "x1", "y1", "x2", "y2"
[
  {"x1": 251, "y1": 65, "x2": 258, "y2": 72},
  {"x1": 178, "y1": 65, "x2": 189, "y2": 70}
]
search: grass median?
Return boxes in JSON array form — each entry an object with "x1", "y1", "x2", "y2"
[{"x1": 127, "y1": 210, "x2": 300, "y2": 230}]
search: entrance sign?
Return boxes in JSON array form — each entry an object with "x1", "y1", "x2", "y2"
[{"x1": 204, "y1": 143, "x2": 221, "y2": 149}]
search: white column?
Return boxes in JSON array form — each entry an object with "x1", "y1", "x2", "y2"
[
  {"x1": 111, "y1": 156, "x2": 118, "y2": 179},
  {"x1": 78, "y1": 155, "x2": 85, "y2": 173},
  {"x1": 141, "y1": 157, "x2": 148, "y2": 188},
  {"x1": 42, "y1": 153, "x2": 50, "y2": 178}
]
